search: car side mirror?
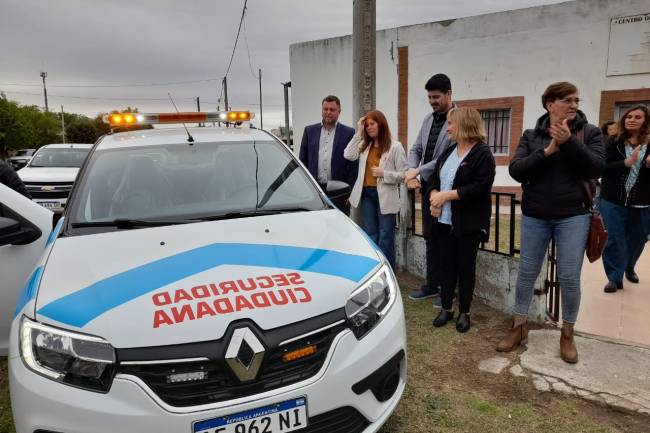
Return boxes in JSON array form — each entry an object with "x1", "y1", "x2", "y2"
[
  {"x1": 0, "y1": 216, "x2": 41, "y2": 246},
  {"x1": 326, "y1": 180, "x2": 351, "y2": 210}
]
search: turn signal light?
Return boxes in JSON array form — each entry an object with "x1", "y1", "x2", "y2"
[
  {"x1": 105, "y1": 113, "x2": 142, "y2": 125},
  {"x1": 282, "y1": 345, "x2": 317, "y2": 363}
]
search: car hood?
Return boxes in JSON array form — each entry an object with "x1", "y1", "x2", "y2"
[
  {"x1": 17, "y1": 166, "x2": 80, "y2": 183},
  {"x1": 34, "y1": 210, "x2": 382, "y2": 348}
]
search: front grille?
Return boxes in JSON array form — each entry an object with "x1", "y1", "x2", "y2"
[
  {"x1": 24, "y1": 182, "x2": 73, "y2": 199},
  {"x1": 304, "y1": 407, "x2": 369, "y2": 433},
  {"x1": 118, "y1": 322, "x2": 346, "y2": 407}
]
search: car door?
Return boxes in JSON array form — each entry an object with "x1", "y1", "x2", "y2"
[{"x1": 0, "y1": 183, "x2": 52, "y2": 355}]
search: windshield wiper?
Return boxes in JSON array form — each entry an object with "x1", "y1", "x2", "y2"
[
  {"x1": 257, "y1": 160, "x2": 300, "y2": 208},
  {"x1": 71, "y1": 219, "x2": 192, "y2": 229},
  {"x1": 195, "y1": 208, "x2": 310, "y2": 221}
]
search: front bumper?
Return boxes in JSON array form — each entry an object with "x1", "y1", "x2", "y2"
[{"x1": 9, "y1": 295, "x2": 406, "y2": 433}]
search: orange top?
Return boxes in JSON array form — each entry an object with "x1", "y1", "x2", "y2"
[{"x1": 363, "y1": 145, "x2": 382, "y2": 187}]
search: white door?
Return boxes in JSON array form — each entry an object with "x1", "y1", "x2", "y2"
[{"x1": 0, "y1": 183, "x2": 53, "y2": 355}]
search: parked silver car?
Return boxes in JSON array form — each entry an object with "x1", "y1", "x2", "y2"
[{"x1": 7, "y1": 149, "x2": 36, "y2": 170}]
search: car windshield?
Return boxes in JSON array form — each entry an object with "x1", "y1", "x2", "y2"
[
  {"x1": 15, "y1": 150, "x2": 34, "y2": 157},
  {"x1": 29, "y1": 148, "x2": 90, "y2": 167},
  {"x1": 67, "y1": 139, "x2": 325, "y2": 228}
]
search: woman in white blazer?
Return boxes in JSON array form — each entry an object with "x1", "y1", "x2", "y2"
[{"x1": 344, "y1": 110, "x2": 408, "y2": 268}]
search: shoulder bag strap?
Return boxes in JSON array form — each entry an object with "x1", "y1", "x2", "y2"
[{"x1": 574, "y1": 127, "x2": 595, "y2": 210}]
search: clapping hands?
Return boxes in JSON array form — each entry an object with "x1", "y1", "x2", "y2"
[{"x1": 549, "y1": 119, "x2": 571, "y2": 145}]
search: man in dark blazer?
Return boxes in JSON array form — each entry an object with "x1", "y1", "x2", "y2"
[{"x1": 299, "y1": 95, "x2": 357, "y2": 214}]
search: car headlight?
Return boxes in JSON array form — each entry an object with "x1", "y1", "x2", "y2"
[
  {"x1": 20, "y1": 317, "x2": 116, "y2": 392},
  {"x1": 345, "y1": 264, "x2": 397, "y2": 339}
]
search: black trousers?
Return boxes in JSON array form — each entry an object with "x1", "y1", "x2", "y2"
[
  {"x1": 436, "y1": 222, "x2": 481, "y2": 314},
  {"x1": 421, "y1": 181, "x2": 441, "y2": 292}
]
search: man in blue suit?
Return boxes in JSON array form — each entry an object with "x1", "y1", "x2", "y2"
[{"x1": 299, "y1": 95, "x2": 357, "y2": 214}]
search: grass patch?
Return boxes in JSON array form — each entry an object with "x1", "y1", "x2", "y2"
[
  {"x1": 0, "y1": 358, "x2": 14, "y2": 433},
  {"x1": 379, "y1": 272, "x2": 648, "y2": 433}
]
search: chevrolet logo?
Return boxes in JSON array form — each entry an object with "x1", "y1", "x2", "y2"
[
  {"x1": 225, "y1": 327, "x2": 265, "y2": 382},
  {"x1": 40, "y1": 186, "x2": 56, "y2": 191}
]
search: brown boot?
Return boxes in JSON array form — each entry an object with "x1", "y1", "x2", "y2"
[
  {"x1": 560, "y1": 323, "x2": 578, "y2": 364},
  {"x1": 496, "y1": 315, "x2": 528, "y2": 352}
]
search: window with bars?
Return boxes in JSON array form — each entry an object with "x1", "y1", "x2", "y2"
[{"x1": 480, "y1": 109, "x2": 511, "y2": 155}]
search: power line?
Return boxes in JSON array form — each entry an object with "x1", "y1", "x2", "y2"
[
  {"x1": 0, "y1": 77, "x2": 222, "y2": 88},
  {"x1": 242, "y1": 11, "x2": 259, "y2": 80},
  {"x1": 223, "y1": 0, "x2": 248, "y2": 79},
  {"x1": 1, "y1": 89, "x2": 283, "y2": 107}
]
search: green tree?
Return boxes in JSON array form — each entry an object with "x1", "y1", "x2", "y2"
[{"x1": 0, "y1": 94, "x2": 34, "y2": 158}]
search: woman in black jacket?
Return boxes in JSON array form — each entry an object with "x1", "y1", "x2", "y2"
[
  {"x1": 600, "y1": 105, "x2": 650, "y2": 292},
  {"x1": 427, "y1": 107, "x2": 496, "y2": 333},
  {"x1": 496, "y1": 82, "x2": 604, "y2": 363}
]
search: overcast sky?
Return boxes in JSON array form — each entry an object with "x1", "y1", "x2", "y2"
[{"x1": 0, "y1": 0, "x2": 566, "y2": 129}]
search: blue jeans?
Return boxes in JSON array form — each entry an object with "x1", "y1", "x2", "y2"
[
  {"x1": 514, "y1": 214, "x2": 590, "y2": 324},
  {"x1": 361, "y1": 187, "x2": 396, "y2": 268},
  {"x1": 600, "y1": 199, "x2": 650, "y2": 283}
]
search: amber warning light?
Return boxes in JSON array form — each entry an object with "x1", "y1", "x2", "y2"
[
  {"x1": 282, "y1": 345, "x2": 317, "y2": 363},
  {"x1": 103, "y1": 111, "x2": 254, "y2": 126}
]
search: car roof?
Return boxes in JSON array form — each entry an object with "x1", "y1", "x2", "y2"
[
  {"x1": 96, "y1": 126, "x2": 274, "y2": 150},
  {"x1": 40, "y1": 143, "x2": 94, "y2": 149}
]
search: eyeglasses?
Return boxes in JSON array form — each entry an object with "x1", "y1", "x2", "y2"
[{"x1": 558, "y1": 97, "x2": 580, "y2": 105}]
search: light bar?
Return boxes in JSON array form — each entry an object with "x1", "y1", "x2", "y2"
[{"x1": 102, "y1": 111, "x2": 254, "y2": 126}]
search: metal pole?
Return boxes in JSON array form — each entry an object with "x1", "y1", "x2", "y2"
[
  {"x1": 223, "y1": 77, "x2": 229, "y2": 111},
  {"x1": 352, "y1": 0, "x2": 376, "y2": 121},
  {"x1": 259, "y1": 68, "x2": 263, "y2": 129},
  {"x1": 282, "y1": 81, "x2": 291, "y2": 149},
  {"x1": 196, "y1": 97, "x2": 202, "y2": 126},
  {"x1": 60, "y1": 105, "x2": 65, "y2": 144},
  {"x1": 40, "y1": 72, "x2": 49, "y2": 112}
]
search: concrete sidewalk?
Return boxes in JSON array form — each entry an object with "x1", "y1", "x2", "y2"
[
  {"x1": 519, "y1": 330, "x2": 650, "y2": 415},
  {"x1": 577, "y1": 247, "x2": 650, "y2": 347},
  {"x1": 479, "y1": 329, "x2": 650, "y2": 416}
]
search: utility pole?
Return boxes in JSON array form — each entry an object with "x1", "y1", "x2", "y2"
[
  {"x1": 258, "y1": 68, "x2": 263, "y2": 129},
  {"x1": 60, "y1": 105, "x2": 66, "y2": 144},
  {"x1": 353, "y1": 0, "x2": 376, "y2": 121},
  {"x1": 222, "y1": 77, "x2": 229, "y2": 111},
  {"x1": 351, "y1": 0, "x2": 375, "y2": 226},
  {"x1": 40, "y1": 71, "x2": 49, "y2": 112},
  {"x1": 196, "y1": 97, "x2": 203, "y2": 126},
  {"x1": 282, "y1": 81, "x2": 291, "y2": 149}
]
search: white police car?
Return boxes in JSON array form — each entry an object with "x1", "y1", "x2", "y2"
[{"x1": 1, "y1": 111, "x2": 406, "y2": 433}]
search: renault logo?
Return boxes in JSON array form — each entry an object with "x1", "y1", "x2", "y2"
[{"x1": 225, "y1": 327, "x2": 265, "y2": 382}]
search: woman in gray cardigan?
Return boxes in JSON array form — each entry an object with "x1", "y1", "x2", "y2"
[{"x1": 344, "y1": 110, "x2": 408, "y2": 268}]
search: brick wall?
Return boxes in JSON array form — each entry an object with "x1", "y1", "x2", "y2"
[
  {"x1": 454, "y1": 96, "x2": 525, "y2": 166},
  {"x1": 599, "y1": 88, "x2": 650, "y2": 126},
  {"x1": 398, "y1": 47, "x2": 409, "y2": 152}
]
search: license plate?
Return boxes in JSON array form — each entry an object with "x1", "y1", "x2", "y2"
[
  {"x1": 193, "y1": 397, "x2": 308, "y2": 433},
  {"x1": 37, "y1": 201, "x2": 62, "y2": 210}
]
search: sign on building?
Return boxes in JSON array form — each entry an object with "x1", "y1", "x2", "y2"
[{"x1": 607, "y1": 13, "x2": 650, "y2": 76}]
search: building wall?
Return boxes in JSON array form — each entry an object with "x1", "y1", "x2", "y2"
[{"x1": 290, "y1": 0, "x2": 650, "y2": 187}]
